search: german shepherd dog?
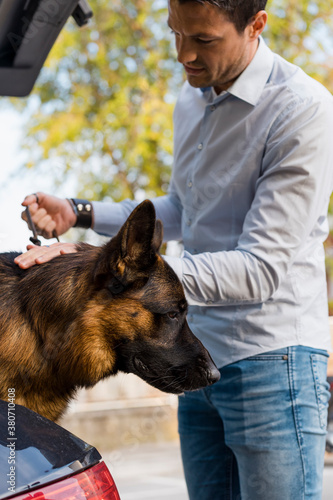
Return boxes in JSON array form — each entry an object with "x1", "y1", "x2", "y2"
[{"x1": 0, "y1": 200, "x2": 220, "y2": 421}]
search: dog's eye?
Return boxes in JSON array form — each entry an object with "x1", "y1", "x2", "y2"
[
  {"x1": 168, "y1": 311, "x2": 178, "y2": 320},
  {"x1": 107, "y1": 279, "x2": 126, "y2": 295}
]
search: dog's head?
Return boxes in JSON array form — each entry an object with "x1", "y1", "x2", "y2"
[{"x1": 92, "y1": 200, "x2": 220, "y2": 393}]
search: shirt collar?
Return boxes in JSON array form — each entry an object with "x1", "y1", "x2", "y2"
[
  {"x1": 227, "y1": 37, "x2": 274, "y2": 106},
  {"x1": 201, "y1": 37, "x2": 274, "y2": 106}
]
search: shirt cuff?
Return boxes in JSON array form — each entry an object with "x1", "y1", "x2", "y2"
[{"x1": 163, "y1": 255, "x2": 183, "y2": 282}]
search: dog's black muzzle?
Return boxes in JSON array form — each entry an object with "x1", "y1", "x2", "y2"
[
  {"x1": 117, "y1": 319, "x2": 221, "y2": 394},
  {"x1": 129, "y1": 345, "x2": 220, "y2": 394}
]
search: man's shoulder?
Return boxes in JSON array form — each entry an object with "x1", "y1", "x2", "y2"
[{"x1": 269, "y1": 52, "x2": 332, "y2": 104}]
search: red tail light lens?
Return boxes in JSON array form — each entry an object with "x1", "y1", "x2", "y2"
[{"x1": 15, "y1": 461, "x2": 121, "y2": 500}]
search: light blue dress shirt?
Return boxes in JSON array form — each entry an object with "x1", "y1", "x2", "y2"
[{"x1": 93, "y1": 38, "x2": 333, "y2": 368}]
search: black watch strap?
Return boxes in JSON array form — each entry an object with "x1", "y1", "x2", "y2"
[{"x1": 68, "y1": 198, "x2": 93, "y2": 229}]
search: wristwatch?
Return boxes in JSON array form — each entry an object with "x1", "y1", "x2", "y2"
[{"x1": 68, "y1": 198, "x2": 93, "y2": 229}]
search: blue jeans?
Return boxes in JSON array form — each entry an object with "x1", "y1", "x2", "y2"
[{"x1": 178, "y1": 346, "x2": 330, "y2": 500}]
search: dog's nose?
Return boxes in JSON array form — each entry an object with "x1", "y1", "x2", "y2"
[{"x1": 206, "y1": 364, "x2": 221, "y2": 385}]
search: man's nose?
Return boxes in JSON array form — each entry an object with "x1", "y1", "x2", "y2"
[{"x1": 176, "y1": 37, "x2": 197, "y2": 65}]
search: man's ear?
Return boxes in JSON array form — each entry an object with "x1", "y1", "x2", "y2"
[
  {"x1": 248, "y1": 10, "x2": 267, "y2": 39},
  {"x1": 93, "y1": 200, "x2": 163, "y2": 289}
]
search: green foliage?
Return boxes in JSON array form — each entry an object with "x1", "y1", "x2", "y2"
[
  {"x1": 20, "y1": 0, "x2": 183, "y2": 201},
  {"x1": 265, "y1": 0, "x2": 333, "y2": 88}
]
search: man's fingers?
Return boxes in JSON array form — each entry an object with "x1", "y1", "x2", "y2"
[
  {"x1": 14, "y1": 243, "x2": 77, "y2": 269},
  {"x1": 31, "y1": 207, "x2": 47, "y2": 225},
  {"x1": 22, "y1": 192, "x2": 42, "y2": 207},
  {"x1": 21, "y1": 195, "x2": 35, "y2": 207},
  {"x1": 44, "y1": 219, "x2": 57, "y2": 236},
  {"x1": 59, "y1": 244, "x2": 77, "y2": 255},
  {"x1": 21, "y1": 205, "x2": 56, "y2": 239},
  {"x1": 21, "y1": 202, "x2": 38, "y2": 222},
  {"x1": 32, "y1": 209, "x2": 55, "y2": 233}
]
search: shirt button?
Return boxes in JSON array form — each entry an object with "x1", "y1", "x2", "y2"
[
  {"x1": 186, "y1": 219, "x2": 192, "y2": 226},
  {"x1": 210, "y1": 105, "x2": 216, "y2": 111},
  {"x1": 197, "y1": 143, "x2": 203, "y2": 150},
  {"x1": 188, "y1": 181, "x2": 193, "y2": 188}
]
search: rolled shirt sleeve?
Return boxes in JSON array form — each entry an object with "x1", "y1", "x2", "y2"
[{"x1": 164, "y1": 91, "x2": 333, "y2": 307}]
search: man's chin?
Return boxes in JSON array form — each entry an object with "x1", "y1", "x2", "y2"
[{"x1": 186, "y1": 75, "x2": 211, "y2": 89}]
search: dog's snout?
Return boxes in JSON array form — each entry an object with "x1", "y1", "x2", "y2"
[{"x1": 206, "y1": 364, "x2": 221, "y2": 385}]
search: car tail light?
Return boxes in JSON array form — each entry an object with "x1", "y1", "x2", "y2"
[{"x1": 14, "y1": 461, "x2": 121, "y2": 500}]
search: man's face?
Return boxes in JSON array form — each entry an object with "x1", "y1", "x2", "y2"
[{"x1": 168, "y1": 0, "x2": 259, "y2": 93}]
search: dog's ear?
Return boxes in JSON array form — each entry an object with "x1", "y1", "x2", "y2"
[
  {"x1": 152, "y1": 219, "x2": 163, "y2": 253},
  {"x1": 94, "y1": 200, "x2": 163, "y2": 290},
  {"x1": 119, "y1": 200, "x2": 161, "y2": 265}
]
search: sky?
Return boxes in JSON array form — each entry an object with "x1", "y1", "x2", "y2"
[
  {"x1": 0, "y1": 108, "x2": 33, "y2": 252},
  {"x1": 0, "y1": 107, "x2": 68, "y2": 253}
]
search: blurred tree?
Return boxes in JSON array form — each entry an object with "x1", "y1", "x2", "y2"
[
  {"x1": 18, "y1": 0, "x2": 183, "y2": 202},
  {"x1": 265, "y1": 0, "x2": 333, "y2": 89},
  {"x1": 10, "y1": 0, "x2": 333, "y2": 208}
]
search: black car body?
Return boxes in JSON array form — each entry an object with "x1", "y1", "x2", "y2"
[
  {"x1": 0, "y1": 0, "x2": 92, "y2": 97},
  {"x1": 0, "y1": 399, "x2": 120, "y2": 499}
]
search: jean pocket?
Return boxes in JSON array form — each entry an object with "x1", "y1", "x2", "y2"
[
  {"x1": 246, "y1": 355, "x2": 288, "y2": 361},
  {"x1": 311, "y1": 353, "x2": 330, "y2": 430},
  {"x1": 246, "y1": 350, "x2": 288, "y2": 361}
]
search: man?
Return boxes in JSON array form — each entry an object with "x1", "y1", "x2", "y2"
[{"x1": 16, "y1": 1, "x2": 333, "y2": 498}]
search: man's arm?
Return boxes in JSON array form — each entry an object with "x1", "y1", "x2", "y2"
[
  {"x1": 164, "y1": 95, "x2": 333, "y2": 306},
  {"x1": 92, "y1": 192, "x2": 183, "y2": 241},
  {"x1": 17, "y1": 189, "x2": 183, "y2": 268}
]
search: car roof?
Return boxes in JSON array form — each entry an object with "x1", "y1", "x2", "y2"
[{"x1": 0, "y1": 0, "x2": 92, "y2": 97}]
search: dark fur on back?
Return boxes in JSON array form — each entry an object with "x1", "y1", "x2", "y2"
[{"x1": 0, "y1": 201, "x2": 220, "y2": 421}]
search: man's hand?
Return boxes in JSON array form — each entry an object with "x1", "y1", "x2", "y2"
[
  {"x1": 14, "y1": 242, "x2": 78, "y2": 269},
  {"x1": 21, "y1": 193, "x2": 77, "y2": 239}
]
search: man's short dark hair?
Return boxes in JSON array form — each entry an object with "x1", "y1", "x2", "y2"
[{"x1": 178, "y1": 0, "x2": 268, "y2": 32}]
